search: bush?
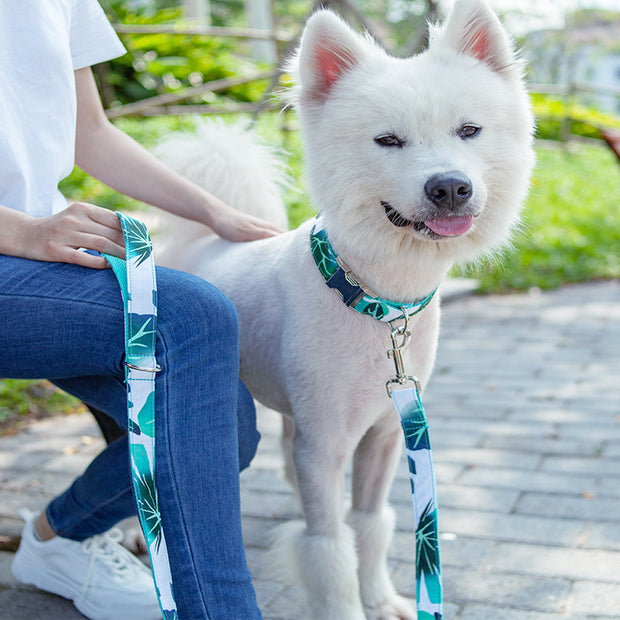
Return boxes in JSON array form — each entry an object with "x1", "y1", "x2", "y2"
[
  {"x1": 99, "y1": 4, "x2": 272, "y2": 108},
  {"x1": 532, "y1": 93, "x2": 620, "y2": 142}
]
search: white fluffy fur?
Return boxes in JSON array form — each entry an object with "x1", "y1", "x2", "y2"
[
  {"x1": 152, "y1": 119, "x2": 288, "y2": 254},
  {"x1": 268, "y1": 521, "x2": 365, "y2": 618},
  {"x1": 155, "y1": 1, "x2": 534, "y2": 617}
]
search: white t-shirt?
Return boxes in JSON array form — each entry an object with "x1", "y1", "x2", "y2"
[{"x1": 0, "y1": 0, "x2": 126, "y2": 217}]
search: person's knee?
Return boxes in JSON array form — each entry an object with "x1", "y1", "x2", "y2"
[
  {"x1": 155, "y1": 268, "x2": 261, "y2": 468},
  {"x1": 156, "y1": 267, "x2": 239, "y2": 355}
]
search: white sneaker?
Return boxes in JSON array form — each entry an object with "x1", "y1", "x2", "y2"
[{"x1": 11, "y1": 509, "x2": 161, "y2": 620}]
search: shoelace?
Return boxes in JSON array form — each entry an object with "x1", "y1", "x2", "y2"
[{"x1": 79, "y1": 528, "x2": 143, "y2": 599}]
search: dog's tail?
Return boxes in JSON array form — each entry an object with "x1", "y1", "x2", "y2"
[{"x1": 150, "y1": 119, "x2": 289, "y2": 255}]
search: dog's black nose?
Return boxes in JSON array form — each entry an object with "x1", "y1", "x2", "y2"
[{"x1": 424, "y1": 172, "x2": 472, "y2": 209}]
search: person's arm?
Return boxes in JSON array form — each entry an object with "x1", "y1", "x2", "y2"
[
  {"x1": 74, "y1": 67, "x2": 283, "y2": 242},
  {"x1": 0, "y1": 202, "x2": 125, "y2": 269}
]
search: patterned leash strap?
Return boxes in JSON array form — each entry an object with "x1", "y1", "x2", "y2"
[
  {"x1": 390, "y1": 387, "x2": 443, "y2": 620},
  {"x1": 387, "y1": 315, "x2": 443, "y2": 620},
  {"x1": 103, "y1": 213, "x2": 177, "y2": 620}
]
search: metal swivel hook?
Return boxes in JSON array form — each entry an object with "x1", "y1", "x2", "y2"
[{"x1": 386, "y1": 308, "x2": 422, "y2": 397}]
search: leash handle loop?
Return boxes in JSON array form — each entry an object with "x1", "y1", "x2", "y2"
[{"x1": 103, "y1": 213, "x2": 177, "y2": 620}]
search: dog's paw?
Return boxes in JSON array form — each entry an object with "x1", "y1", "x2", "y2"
[{"x1": 364, "y1": 594, "x2": 415, "y2": 620}]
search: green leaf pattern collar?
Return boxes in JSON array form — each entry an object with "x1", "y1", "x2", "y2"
[{"x1": 310, "y1": 215, "x2": 437, "y2": 322}]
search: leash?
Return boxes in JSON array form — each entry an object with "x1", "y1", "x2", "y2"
[
  {"x1": 387, "y1": 313, "x2": 443, "y2": 620},
  {"x1": 103, "y1": 213, "x2": 177, "y2": 620},
  {"x1": 310, "y1": 216, "x2": 443, "y2": 619}
]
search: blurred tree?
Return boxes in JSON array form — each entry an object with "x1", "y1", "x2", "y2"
[
  {"x1": 97, "y1": 0, "x2": 443, "y2": 108},
  {"x1": 99, "y1": 1, "x2": 273, "y2": 108}
]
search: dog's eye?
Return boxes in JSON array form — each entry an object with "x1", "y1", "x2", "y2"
[
  {"x1": 460, "y1": 124, "x2": 481, "y2": 139},
  {"x1": 374, "y1": 134, "x2": 405, "y2": 148}
]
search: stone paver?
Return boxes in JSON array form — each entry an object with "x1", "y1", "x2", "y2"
[{"x1": 0, "y1": 280, "x2": 618, "y2": 619}]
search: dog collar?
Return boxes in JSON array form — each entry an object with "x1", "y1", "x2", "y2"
[{"x1": 310, "y1": 215, "x2": 437, "y2": 322}]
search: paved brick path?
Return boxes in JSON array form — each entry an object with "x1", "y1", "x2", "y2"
[{"x1": 1, "y1": 281, "x2": 619, "y2": 619}]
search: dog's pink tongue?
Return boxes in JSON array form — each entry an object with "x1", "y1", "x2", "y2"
[{"x1": 425, "y1": 215, "x2": 474, "y2": 236}]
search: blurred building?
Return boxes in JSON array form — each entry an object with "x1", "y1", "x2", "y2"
[{"x1": 526, "y1": 11, "x2": 620, "y2": 114}]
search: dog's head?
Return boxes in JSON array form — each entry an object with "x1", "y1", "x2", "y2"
[{"x1": 287, "y1": 0, "x2": 535, "y2": 268}]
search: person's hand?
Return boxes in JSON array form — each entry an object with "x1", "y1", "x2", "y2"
[
  {"x1": 205, "y1": 196, "x2": 286, "y2": 242},
  {"x1": 18, "y1": 202, "x2": 125, "y2": 269}
]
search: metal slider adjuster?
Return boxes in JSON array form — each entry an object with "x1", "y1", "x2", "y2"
[{"x1": 125, "y1": 362, "x2": 162, "y2": 373}]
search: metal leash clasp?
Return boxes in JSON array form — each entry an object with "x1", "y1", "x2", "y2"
[{"x1": 386, "y1": 307, "x2": 422, "y2": 397}]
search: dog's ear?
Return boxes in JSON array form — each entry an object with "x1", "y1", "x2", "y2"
[
  {"x1": 295, "y1": 10, "x2": 367, "y2": 102},
  {"x1": 429, "y1": 0, "x2": 520, "y2": 78}
]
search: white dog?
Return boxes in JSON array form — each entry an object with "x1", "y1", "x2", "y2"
[{"x1": 155, "y1": 1, "x2": 534, "y2": 617}]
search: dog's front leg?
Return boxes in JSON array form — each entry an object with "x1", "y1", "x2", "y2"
[
  {"x1": 269, "y1": 433, "x2": 366, "y2": 620},
  {"x1": 348, "y1": 412, "x2": 416, "y2": 620}
]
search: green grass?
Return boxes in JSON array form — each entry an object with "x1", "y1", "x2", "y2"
[
  {"x1": 0, "y1": 380, "x2": 86, "y2": 435},
  {"x1": 463, "y1": 143, "x2": 620, "y2": 292}
]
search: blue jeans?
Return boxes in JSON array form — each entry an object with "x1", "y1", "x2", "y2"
[{"x1": 0, "y1": 254, "x2": 262, "y2": 619}]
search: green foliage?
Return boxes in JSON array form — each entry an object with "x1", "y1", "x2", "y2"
[
  {"x1": 463, "y1": 143, "x2": 620, "y2": 292},
  {"x1": 532, "y1": 93, "x2": 620, "y2": 141},
  {"x1": 100, "y1": 4, "x2": 272, "y2": 107},
  {"x1": 59, "y1": 166, "x2": 140, "y2": 212},
  {"x1": 98, "y1": 0, "x2": 436, "y2": 112},
  {"x1": 254, "y1": 115, "x2": 314, "y2": 228},
  {"x1": 571, "y1": 8, "x2": 620, "y2": 30},
  {"x1": 0, "y1": 380, "x2": 85, "y2": 433},
  {"x1": 116, "y1": 114, "x2": 198, "y2": 147}
]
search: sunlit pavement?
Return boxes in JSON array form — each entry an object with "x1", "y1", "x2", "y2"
[{"x1": 1, "y1": 280, "x2": 619, "y2": 619}]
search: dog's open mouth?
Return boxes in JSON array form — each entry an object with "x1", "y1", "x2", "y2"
[{"x1": 382, "y1": 201, "x2": 474, "y2": 238}]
